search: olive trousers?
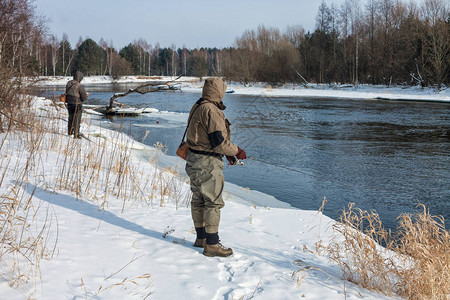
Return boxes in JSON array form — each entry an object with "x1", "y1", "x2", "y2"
[{"x1": 185, "y1": 151, "x2": 224, "y2": 234}]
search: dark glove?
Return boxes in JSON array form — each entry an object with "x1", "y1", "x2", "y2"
[
  {"x1": 236, "y1": 147, "x2": 247, "y2": 160},
  {"x1": 226, "y1": 155, "x2": 237, "y2": 165}
]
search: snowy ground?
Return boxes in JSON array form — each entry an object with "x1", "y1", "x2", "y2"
[
  {"x1": 36, "y1": 75, "x2": 450, "y2": 103},
  {"x1": 0, "y1": 97, "x2": 400, "y2": 299}
]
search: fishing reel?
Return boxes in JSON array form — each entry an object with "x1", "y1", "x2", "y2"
[
  {"x1": 227, "y1": 159, "x2": 244, "y2": 166},
  {"x1": 235, "y1": 160, "x2": 244, "y2": 166}
]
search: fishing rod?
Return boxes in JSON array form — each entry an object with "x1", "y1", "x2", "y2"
[
  {"x1": 247, "y1": 156, "x2": 316, "y2": 178},
  {"x1": 232, "y1": 156, "x2": 314, "y2": 177},
  {"x1": 233, "y1": 156, "x2": 355, "y2": 191}
]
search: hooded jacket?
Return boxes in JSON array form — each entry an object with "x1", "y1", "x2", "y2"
[
  {"x1": 66, "y1": 71, "x2": 88, "y2": 105},
  {"x1": 186, "y1": 78, "x2": 239, "y2": 157}
]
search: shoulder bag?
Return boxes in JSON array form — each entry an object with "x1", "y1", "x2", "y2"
[
  {"x1": 60, "y1": 81, "x2": 78, "y2": 103},
  {"x1": 176, "y1": 101, "x2": 204, "y2": 160}
]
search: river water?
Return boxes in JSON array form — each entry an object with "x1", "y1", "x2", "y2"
[{"x1": 40, "y1": 84, "x2": 450, "y2": 229}]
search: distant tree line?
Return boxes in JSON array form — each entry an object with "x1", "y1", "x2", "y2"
[
  {"x1": 224, "y1": 0, "x2": 449, "y2": 88},
  {"x1": 2, "y1": 0, "x2": 449, "y2": 90}
]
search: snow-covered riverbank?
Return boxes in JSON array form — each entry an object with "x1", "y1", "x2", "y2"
[
  {"x1": 0, "y1": 97, "x2": 398, "y2": 299},
  {"x1": 37, "y1": 75, "x2": 450, "y2": 103}
]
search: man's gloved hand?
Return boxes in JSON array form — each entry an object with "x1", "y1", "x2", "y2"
[
  {"x1": 226, "y1": 155, "x2": 237, "y2": 165},
  {"x1": 236, "y1": 147, "x2": 247, "y2": 160}
]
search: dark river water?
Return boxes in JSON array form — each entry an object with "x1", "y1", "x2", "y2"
[{"x1": 39, "y1": 84, "x2": 450, "y2": 230}]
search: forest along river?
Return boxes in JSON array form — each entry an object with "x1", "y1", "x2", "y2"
[{"x1": 40, "y1": 84, "x2": 450, "y2": 230}]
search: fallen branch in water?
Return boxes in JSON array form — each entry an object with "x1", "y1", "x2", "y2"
[{"x1": 107, "y1": 76, "x2": 182, "y2": 112}]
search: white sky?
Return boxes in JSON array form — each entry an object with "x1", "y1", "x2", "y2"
[{"x1": 34, "y1": 0, "x2": 423, "y2": 50}]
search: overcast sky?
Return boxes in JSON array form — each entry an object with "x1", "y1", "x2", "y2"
[{"x1": 35, "y1": 0, "x2": 422, "y2": 50}]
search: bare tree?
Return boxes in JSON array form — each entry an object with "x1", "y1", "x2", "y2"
[
  {"x1": 365, "y1": 0, "x2": 378, "y2": 83},
  {"x1": 422, "y1": 0, "x2": 449, "y2": 88},
  {"x1": 180, "y1": 46, "x2": 188, "y2": 76},
  {"x1": 284, "y1": 25, "x2": 305, "y2": 49},
  {"x1": 171, "y1": 44, "x2": 178, "y2": 76},
  {"x1": 133, "y1": 38, "x2": 150, "y2": 75},
  {"x1": 0, "y1": 0, "x2": 46, "y2": 129},
  {"x1": 340, "y1": 0, "x2": 352, "y2": 82},
  {"x1": 142, "y1": 41, "x2": 151, "y2": 76},
  {"x1": 99, "y1": 38, "x2": 115, "y2": 76},
  {"x1": 215, "y1": 50, "x2": 222, "y2": 75},
  {"x1": 153, "y1": 42, "x2": 160, "y2": 75},
  {"x1": 148, "y1": 48, "x2": 152, "y2": 76},
  {"x1": 65, "y1": 51, "x2": 76, "y2": 77},
  {"x1": 50, "y1": 35, "x2": 58, "y2": 76},
  {"x1": 110, "y1": 51, "x2": 132, "y2": 80},
  {"x1": 60, "y1": 33, "x2": 68, "y2": 75},
  {"x1": 350, "y1": 0, "x2": 361, "y2": 85}
]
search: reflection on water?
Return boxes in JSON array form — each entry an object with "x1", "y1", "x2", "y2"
[{"x1": 36, "y1": 85, "x2": 450, "y2": 229}]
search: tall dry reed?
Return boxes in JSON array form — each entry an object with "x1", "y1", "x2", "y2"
[
  {"x1": 0, "y1": 97, "x2": 58, "y2": 289},
  {"x1": 392, "y1": 204, "x2": 449, "y2": 299},
  {"x1": 326, "y1": 202, "x2": 449, "y2": 299}
]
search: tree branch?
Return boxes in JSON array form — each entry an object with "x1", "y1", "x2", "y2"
[
  {"x1": 291, "y1": 66, "x2": 310, "y2": 85},
  {"x1": 107, "y1": 76, "x2": 182, "y2": 112}
]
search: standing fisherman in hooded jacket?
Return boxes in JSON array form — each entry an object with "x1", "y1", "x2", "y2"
[
  {"x1": 66, "y1": 71, "x2": 88, "y2": 139},
  {"x1": 185, "y1": 77, "x2": 247, "y2": 257}
]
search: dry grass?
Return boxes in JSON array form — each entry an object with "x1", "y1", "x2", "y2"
[
  {"x1": 326, "y1": 202, "x2": 449, "y2": 299},
  {"x1": 49, "y1": 114, "x2": 189, "y2": 211},
  {"x1": 80, "y1": 273, "x2": 153, "y2": 299},
  {"x1": 0, "y1": 96, "x2": 190, "y2": 293},
  {"x1": 0, "y1": 98, "x2": 58, "y2": 289},
  {"x1": 392, "y1": 205, "x2": 449, "y2": 299}
]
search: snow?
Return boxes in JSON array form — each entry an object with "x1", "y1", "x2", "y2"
[
  {"x1": 0, "y1": 97, "x2": 400, "y2": 299},
  {"x1": 36, "y1": 75, "x2": 450, "y2": 103}
]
